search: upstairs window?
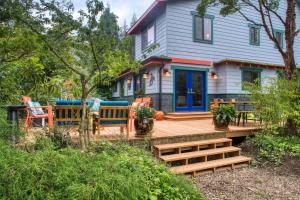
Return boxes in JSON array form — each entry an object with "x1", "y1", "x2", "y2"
[
  {"x1": 274, "y1": 29, "x2": 284, "y2": 48},
  {"x1": 192, "y1": 12, "x2": 214, "y2": 44},
  {"x1": 249, "y1": 24, "x2": 260, "y2": 46},
  {"x1": 241, "y1": 68, "x2": 262, "y2": 90},
  {"x1": 142, "y1": 23, "x2": 155, "y2": 51}
]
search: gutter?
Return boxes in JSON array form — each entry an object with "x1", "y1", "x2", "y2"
[{"x1": 158, "y1": 61, "x2": 165, "y2": 111}]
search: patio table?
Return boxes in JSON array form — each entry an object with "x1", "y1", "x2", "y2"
[{"x1": 235, "y1": 101, "x2": 253, "y2": 126}]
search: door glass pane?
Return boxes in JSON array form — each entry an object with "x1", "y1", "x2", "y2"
[
  {"x1": 176, "y1": 71, "x2": 188, "y2": 107},
  {"x1": 192, "y1": 72, "x2": 203, "y2": 107}
]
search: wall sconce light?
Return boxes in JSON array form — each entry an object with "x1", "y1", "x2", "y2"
[
  {"x1": 210, "y1": 71, "x2": 218, "y2": 80},
  {"x1": 162, "y1": 66, "x2": 171, "y2": 77},
  {"x1": 143, "y1": 71, "x2": 150, "y2": 79}
]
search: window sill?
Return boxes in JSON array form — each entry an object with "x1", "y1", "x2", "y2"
[
  {"x1": 193, "y1": 39, "x2": 213, "y2": 44},
  {"x1": 142, "y1": 43, "x2": 158, "y2": 54}
]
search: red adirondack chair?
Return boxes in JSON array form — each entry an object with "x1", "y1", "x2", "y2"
[{"x1": 22, "y1": 96, "x2": 53, "y2": 129}]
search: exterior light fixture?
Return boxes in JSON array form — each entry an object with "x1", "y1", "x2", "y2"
[
  {"x1": 210, "y1": 71, "x2": 218, "y2": 80},
  {"x1": 162, "y1": 66, "x2": 171, "y2": 77},
  {"x1": 143, "y1": 71, "x2": 150, "y2": 79}
]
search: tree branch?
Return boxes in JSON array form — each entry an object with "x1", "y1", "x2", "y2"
[
  {"x1": 258, "y1": 0, "x2": 285, "y2": 57},
  {"x1": 86, "y1": 83, "x2": 98, "y2": 96},
  {"x1": 237, "y1": 10, "x2": 263, "y2": 26},
  {"x1": 241, "y1": 0, "x2": 261, "y2": 13},
  {"x1": 261, "y1": 1, "x2": 286, "y2": 25},
  {"x1": 2, "y1": 52, "x2": 28, "y2": 63},
  {"x1": 295, "y1": 29, "x2": 300, "y2": 37}
]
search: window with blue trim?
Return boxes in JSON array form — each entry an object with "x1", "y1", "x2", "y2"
[
  {"x1": 249, "y1": 24, "x2": 260, "y2": 46},
  {"x1": 274, "y1": 29, "x2": 284, "y2": 48},
  {"x1": 120, "y1": 80, "x2": 125, "y2": 98},
  {"x1": 134, "y1": 75, "x2": 145, "y2": 97},
  {"x1": 142, "y1": 23, "x2": 155, "y2": 51},
  {"x1": 192, "y1": 12, "x2": 214, "y2": 44},
  {"x1": 241, "y1": 68, "x2": 262, "y2": 90},
  {"x1": 112, "y1": 82, "x2": 118, "y2": 93}
]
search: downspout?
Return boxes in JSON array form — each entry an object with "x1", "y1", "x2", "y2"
[{"x1": 158, "y1": 61, "x2": 165, "y2": 111}]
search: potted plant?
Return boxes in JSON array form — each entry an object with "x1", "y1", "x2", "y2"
[
  {"x1": 212, "y1": 105, "x2": 236, "y2": 131},
  {"x1": 134, "y1": 107, "x2": 155, "y2": 136}
]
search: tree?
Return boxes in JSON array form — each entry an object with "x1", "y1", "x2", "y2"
[
  {"x1": 9, "y1": 0, "x2": 139, "y2": 149},
  {"x1": 198, "y1": 0, "x2": 299, "y2": 80}
]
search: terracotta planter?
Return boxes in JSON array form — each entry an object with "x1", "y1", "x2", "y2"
[
  {"x1": 213, "y1": 115, "x2": 230, "y2": 131},
  {"x1": 134, "y1": 118, "x2": 154, "y2": 136}
]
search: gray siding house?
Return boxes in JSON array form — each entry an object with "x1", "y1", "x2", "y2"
[{"x1": 112, "y1": 0, "x2": 300, "y2": 113}]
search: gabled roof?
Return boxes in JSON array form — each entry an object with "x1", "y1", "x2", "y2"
[{"x1": 127, "y1": 0, "x2": 166, "y2": 35}]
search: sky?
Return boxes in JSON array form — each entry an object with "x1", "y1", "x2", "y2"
[{"x1": 72, "y1": 0, "x2": 154, "y2": 26}]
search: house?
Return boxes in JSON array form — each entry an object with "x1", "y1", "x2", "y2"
[{"x1": 112, "y1": 0, "x2": 300, "y2": 113}]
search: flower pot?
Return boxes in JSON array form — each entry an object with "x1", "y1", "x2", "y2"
[
  {"x1": 134, "y1": 118, "x2": 154, "y2": 136},
  {"x1": 213, "y1": 116, "x2": 230, "y2": 131}
]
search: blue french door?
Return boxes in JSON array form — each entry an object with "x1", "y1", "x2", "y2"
[{"x1": 175, "y1": 70, "x2": 206, "y2": 112}]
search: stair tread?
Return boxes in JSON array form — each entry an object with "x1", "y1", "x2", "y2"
[
  {"x1": 160, "y1": 146, "x2": 240, "y2": 162},
  {"x1": 154, "y1": 138, "x2": 232, "y2": 150},
  {"x1": 170, "y1": 156, "x2": 251, "y2": 174}
]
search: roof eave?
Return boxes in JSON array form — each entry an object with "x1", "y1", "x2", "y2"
[{"x1": 127, "y1": 0, "x2": 166, "y2": 35}]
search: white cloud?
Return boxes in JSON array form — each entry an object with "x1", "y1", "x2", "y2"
[{"x1": 72, "y1": 0, "x2": 154, "y2": 26}]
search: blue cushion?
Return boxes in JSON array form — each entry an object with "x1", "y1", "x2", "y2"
[
  {"x1": 100, "y1": 101, "x2": 128, "y2": 106},
  {"x1": 27, "y1": 101, "x2": 45, "y2": 116},
  {"x1": 56, "y1": 99, "x2": 82, "y2": 105},
  {"x1": 55, "y1": 99, "x2": 94, "y2": 105},
  {"x1": 97, "y1": 120, "x2": 128, "y2": 125}
]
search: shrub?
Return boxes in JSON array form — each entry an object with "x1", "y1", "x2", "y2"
[
  {"x1": 247, "y1": 78, "x2": 300, "y2": 135},
  {"x1": 0, "y1": 140, "x2": 204, "y2": 200},
  {"x1": 0, "y1": 108, "x2": 24, "y2": 142},
  {"x1": 250, "y1": 132, "x2": 300, "y2": 164}
]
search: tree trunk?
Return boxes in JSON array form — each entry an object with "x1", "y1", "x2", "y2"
[
  {"x1": 79, "y1": 78, "x2": 89, "y2": 150},
  {"x1": 284, "y1": 0, "x2": 297, "y2": 80}
]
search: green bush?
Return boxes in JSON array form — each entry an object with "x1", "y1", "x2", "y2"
[
  {"x1": 0, "y1": 108, "x2": 24, "y2": 141},
  {"x1": 251, "y1": 133, "x2": 300, "y2": 164},
  {"x1": 0, "y1": 140, "x2": 204, "y2": 200},
  {"x1": 247, "y1": 78, "x2": 300, "y2": 135}
]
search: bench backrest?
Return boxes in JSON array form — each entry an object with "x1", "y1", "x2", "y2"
[
  {"x1": 54, "y1": 105, "x2": 89, "y2": 126},
  {"x1": 97, "y1": 101, "x2": 129, "y2": 126}
]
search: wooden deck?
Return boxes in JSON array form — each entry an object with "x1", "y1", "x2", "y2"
[{"x1": 90, "y1": 119, "x2": 259, "y2": 145}]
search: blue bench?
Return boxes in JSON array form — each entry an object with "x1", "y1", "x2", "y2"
[{"x1": 93, "y1": 101, "x2": 130, "y2": 137}]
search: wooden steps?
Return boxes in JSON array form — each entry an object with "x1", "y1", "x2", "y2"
[
  {"x1": 160, "y1": 146, "x2": 241, "y2": 163},
  {"x1": 164, "y1": 112, "x2": 213, "y2": 121},
  {"x1": 170, "y1": 156, "x2": 251, "y2": 176},
  {"x1": 153, "y1": 138, "x2": 251, "y2": 177}
]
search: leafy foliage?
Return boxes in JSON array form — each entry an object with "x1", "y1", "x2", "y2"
[
  {"x1": 136, "y1": 107, "x2": 155, "y2": 119},
  {"x1": 0, "y1": 139, "x2": 204, "y2": 200},
  {"x1": 0, "y1": 108, "x2": 24, "y2": 141},
  {"x1": 247, "y1": 77, "x2": 300, "y2": 135},
  {"x1": 249, "y1": 132, "x2": 300, "y2": 165},
  {"x1": 212, "y1": 105, "x2": 236, "y2": 123}
]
